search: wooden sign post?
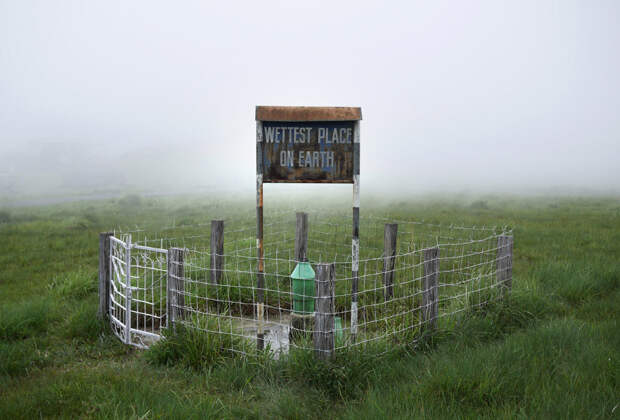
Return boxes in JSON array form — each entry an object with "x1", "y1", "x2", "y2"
[{"x1": 255, "y1": 106, "x2": 362, "y2": 349}]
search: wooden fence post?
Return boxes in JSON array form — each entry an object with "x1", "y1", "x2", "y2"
[
  {"x1": 294, "y1": 212, "x2": 309, "y2": 262},
  {"x1": 422, "y1": 247, "x2": 439, "y2": 331},
  {"x1": 383, "y1": 223, "x2": 398, "y2": 301},
  {"x1": 210, "y1": 220, "x2": 224, "y2": 285},
  {"x1": 167, "y1": 247, "x2": 186, "y2": 328},
  {"x1": 98, "y1": 232, "x2": 113, "y2": 320},
  {"x1": 291, "y1": 212, "x2": 311, "y2": 340},
  {"x1": 314, "y1": 263, "x2": 335, "y2": 360},
  {"x1": 497, "y1": 235, "x2": 513, "y2": 297}
]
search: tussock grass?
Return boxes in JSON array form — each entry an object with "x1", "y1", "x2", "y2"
[
  {"x1": 281, "y1": 342, "x2": 384, "y2": 400},
  {"x1": 146, "y1": 319, "x2": 251, "y2": 370},
  {"x1": 0, "y1": 297, "x2": 57, "y2": 340},
  {"x1": 534, "y1": 260, "x2": 620, "y2": 305},
  {"x1": 64, "y1": 299, "x2": 107, "y2": 341},
  {"x1": 339, "y1": 318, "x2": 620, "y2": 419},
  {"x1": 0, "y1": 338, "x2": 49, "y2": 377},
  {"x1": 0, "y1": 364, "x2": 227, "y2": 419},
  {"x1": 48, "y1": 267, "x2": 98, "y2": 299},
  {"x1": 143, "y1": 292, "x2": 555, "y2": 404}
]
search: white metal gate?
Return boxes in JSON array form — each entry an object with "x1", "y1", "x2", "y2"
[{"x1": 109, "y1": 235, "x2": 167, "y2": 348}]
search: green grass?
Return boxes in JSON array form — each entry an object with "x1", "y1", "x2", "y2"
[
  {"x1": 146, "y1": 317, "x2": 252, "y2": 370},
  {"x1": 0, "y1": 193, "x2": 618, "y2": 418}
]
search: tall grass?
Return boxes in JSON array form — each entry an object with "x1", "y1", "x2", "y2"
[
  {"x1": 0, "y1": 297, "x2": 57, "y2": 340},
  {"x1": 0, "y1": 194, "x2": 618, "y2": 418},
  {"x1": 146, "y1": 317, "x2": 252, "y2": 369}
]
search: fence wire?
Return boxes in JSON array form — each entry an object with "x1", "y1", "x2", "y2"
[{"x1": 109, "y1": 212, "x2": 513, "y2": 357}]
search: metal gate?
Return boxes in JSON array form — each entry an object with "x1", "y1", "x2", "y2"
[{"x1": 109, "y1": 235, "x2": 168, "y2": 348}]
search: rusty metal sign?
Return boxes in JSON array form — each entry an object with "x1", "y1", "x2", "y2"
[
  {"x1": 256, "y1": 106, "x2": 361, "y2": 183},
  {"x1": 260, "y1": 121, "x2": 355, "y2": 183}
]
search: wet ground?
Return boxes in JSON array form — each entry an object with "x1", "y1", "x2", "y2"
[{"x1": 239, "y1": 314, "x2": 292, "y2": 357}]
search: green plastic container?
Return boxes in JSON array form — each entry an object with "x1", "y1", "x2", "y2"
[
  {"x1": 291, "y1": 262, "x2": 315, "y2": 314},
  {"x1": 335, "y1": 316, "x2": 344, "y2": 344}
]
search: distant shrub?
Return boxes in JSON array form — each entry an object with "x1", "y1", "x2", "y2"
[
  {"x1": 118, "y1": 194, "x2": 143, "y2": 207},
  {"x1": 0, "y1": 209, "x2": 11, "y2": 223},
  {"x1": 469, "y1": 200, "x2": 489, "y2": 210},
  {"x1": 67, "y1": 217, "x2": 95, "y2": 230},
  {"x1": 11, "y1": 213, "x2": 39, "y2": 223},
  {"x1": 82, "y1": 210, "x2": 98, "y2": 224}
]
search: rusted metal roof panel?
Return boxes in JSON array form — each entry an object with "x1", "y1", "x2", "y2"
[{"x1": 256, "y1": 106, "x2": 362, "y2": 122}]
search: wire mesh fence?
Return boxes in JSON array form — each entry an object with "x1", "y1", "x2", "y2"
[{"x1": 103, "y1": 210, "x2": 513, "y2": 358}]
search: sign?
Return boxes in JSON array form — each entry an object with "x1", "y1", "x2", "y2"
[
  {"x1": 256, "y1": 106, "x2": 361, "y2": 183},
  {"x1": 261, "y1": 121, "x2": 354, "y2": 183},
  {"x1": 254, "y1": 106, "x2": 362, "y2": 349}
]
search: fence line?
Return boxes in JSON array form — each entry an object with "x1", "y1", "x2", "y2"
[{"x1": 100, "y1": 213, "x2": 513, "y2": 358}]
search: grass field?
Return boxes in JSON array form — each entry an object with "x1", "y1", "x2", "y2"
[{"x1": 1, "y1": 193, "x2": 618, "y2": 419}]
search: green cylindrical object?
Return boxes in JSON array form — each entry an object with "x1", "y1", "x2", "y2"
[
  {"x1": 291, "y1": 262, "x2": 315, "y2": 314},
  {"x1": 335, "y1": 316, "x2": 344, "y2": 343}
]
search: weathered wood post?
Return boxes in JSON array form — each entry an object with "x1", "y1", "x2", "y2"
[
  {"x1": 256, "y1": 120, "x2": 265, "y2": 351},
  {"x1": 383, "y1": 223, "x2": 398, "y2": 301},
  {"x1": 294, "y1": 212, "x2": 309, "y2": 262},
  {"x1": 167, "y1": 247, "x2": 186, "y2": 328},
  {"x1": 314, "y1": 263, "x2": 335, "y2": 360},
  {"x1": 291, "y1": 212, "x2": 311, "y2": 340},
  {"x1": 496, "y1": 235, "x2": 514, "y2": 297},
  {"x1": 351, "y1": 120, "x2": 360, "y2": 342},
  {"x1": 210, "y1": 220, "x2": 224, "y2": 313},
  {"x1": 210, "y1": 220, "x2": 224, "y2": 285},
  {"x1": 98, "y1": 232, "x2": 113, "y2": 320},
  {"x1": 422, "y1": 247, "x2": 439, "y2": 331}
]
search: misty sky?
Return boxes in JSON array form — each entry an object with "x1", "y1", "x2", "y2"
[{"x1": 1, "y1": 1, "x2": 619, "y2": 198}]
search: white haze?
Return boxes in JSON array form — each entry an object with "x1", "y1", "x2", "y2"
[{"x1": 1, "y1": 1, "x2": 619, "y2": 201}]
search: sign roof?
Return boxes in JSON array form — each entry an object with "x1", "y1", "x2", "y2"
[{"x1": 256, "y1": 106, "x2": 362, "y2": 122}]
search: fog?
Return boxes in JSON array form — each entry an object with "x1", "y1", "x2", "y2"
[{"x1": 1, "y1": 1, "x2": 619, "y2": 202}]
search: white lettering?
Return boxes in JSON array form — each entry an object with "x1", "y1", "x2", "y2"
[
  {"x1": 298, "y1": 150, "x2": 305, "y2": 166},
  {"x1": 331, "y1": 128, "x2": 339, "y2": 144},
  {"x1": 318, "y1": 127, "x2": 326, "y2": 144},
  {"x1": 326, "y1": 151, "x2": 334, "y2": 167},
  {"x1": 287, "y1": 127, "x2": 295, "y2": 143},
  {"x1": 305, "y1": 127, "x2": 313, "y2": 143},
  {"x1": 287, "y1": 150, "x2": 294, "y2": 167},
  {"x1": 312, "y1": 151, "x2": 319, "y2": 168},
  {"x1": 280, "y1": 150, "x2": 294, "y2": 167},
  {"x1": 276, "y1": 127, "x2": 282, "y2": 143},
  {"x1": 265, "y1": 127, "x2": 276, "y2": 143}
]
